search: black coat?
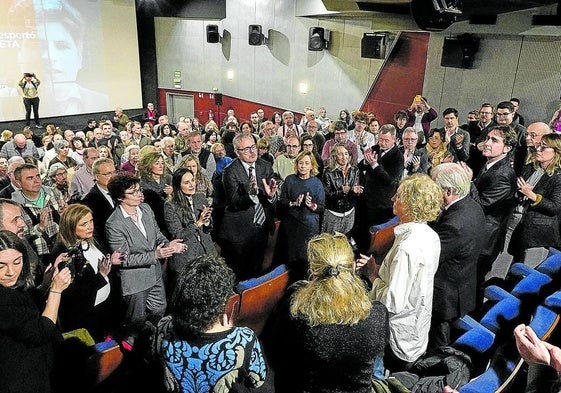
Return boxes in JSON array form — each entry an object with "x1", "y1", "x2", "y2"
[
  {"x1": 81, "y1": 184, "x2": 115, "y2": 252},
  {"x1": 431, "y1": 197, "x2": 486, "y2": 321},
  {"x1": 470, "y1": 157, "x2": 516, "y2": 257},
  {"x1": 510, "y1": 165, "x2": 561, "y2": 254},
  {"x1": 359, "y1": 144, "x2": 404, "y2": 225}
]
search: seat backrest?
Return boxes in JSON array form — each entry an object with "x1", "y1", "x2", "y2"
[
  {"x1": 235, "y1": 264, "x2": 290, "y2": 335},
  {"x1": 225, "y1": 293, "x2": 241, "y2": 326},
  {"x1": 368, "y1": 216, "x2": 399, "y2": 258}
]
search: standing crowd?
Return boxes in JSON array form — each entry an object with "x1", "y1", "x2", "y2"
[{"x1": 2, "y1": 96, "x2": 561, "y2": 392}]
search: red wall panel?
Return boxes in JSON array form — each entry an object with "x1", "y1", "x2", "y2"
[
  {"x1": 361, "y1": 32, "x2": 430, "y2": 125},
  {"x1": 157, "y1": 89, "x2": 302, "y2": 126}
]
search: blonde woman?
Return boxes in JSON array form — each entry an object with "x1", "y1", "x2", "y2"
[
  {"x1": 357, "y1": 174, "x2": 442, "y2": 370},
  {"x1": 273, "y1": 233, "x2": 388, "y2": 393}
]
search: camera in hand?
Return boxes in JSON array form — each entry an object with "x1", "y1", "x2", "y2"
[{"x1": 57, "y1": 241, "x2": 87, "y2": 279}]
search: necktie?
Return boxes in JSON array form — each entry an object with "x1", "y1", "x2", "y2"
[{"x1": 249, "y1": 166, "x2": 266, "y2": 226}]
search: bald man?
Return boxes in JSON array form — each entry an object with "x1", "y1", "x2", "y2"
[{"x1": 0, "y1": 133, "x2": 39, "y2": 159}]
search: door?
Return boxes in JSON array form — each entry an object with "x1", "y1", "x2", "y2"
[{"x1": 166, "y1": 93, "x2": 194, "y2": 124}]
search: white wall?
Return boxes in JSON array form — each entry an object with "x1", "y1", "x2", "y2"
[{"x1": 154, "y1": 0, "x2": 387, "y2": 115}]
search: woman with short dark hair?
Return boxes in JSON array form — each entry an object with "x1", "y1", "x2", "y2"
[
  {"x1": 153, "y1": 255, "x2": 268, "y2": 393},
  {"x1": 0, "y1": 230, "x2": 71, "y2": 393}
]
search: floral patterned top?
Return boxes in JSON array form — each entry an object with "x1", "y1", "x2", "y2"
[{"x1": 154, "y1": 316, "x2": 267, "y2": 393}]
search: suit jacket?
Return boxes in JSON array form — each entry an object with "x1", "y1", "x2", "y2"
[
  {"x1": 470, "y1": 157, "x2": 516, "y2": 256},
  {"x1": 164, "y1": 194, "x2": 217, "y2": 271},
  {"x1": 219, "y1": 157, "x2": 275, "y2": 242},
  {"x1": 398, "y1": 146, "x2": 429, "y2": 175},
  {"x1": 82, "y1": 184, "x2": 115, "y2": 252},
  {"x1": 359, "y1": 144, "x2": 404, "y2": 217},
  {"x1": 431, "y1": 197, "x2": 486, "y2": 321},
  {"x1": 105, "y1": 203, "x2": 167, "y2": 296},
  {"x1": 510, "y1": 165, "x2": 561, "y2": 251}
]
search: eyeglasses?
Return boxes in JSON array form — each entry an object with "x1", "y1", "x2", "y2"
[
  {"x1": 536, "y1": 144, "x2": 554, "y2": 152},
  {"x1": 237, "y1": 144, "x2": 257, "y2": 153},
  {"x1": 496, "y1": 112, "x2": 512, "y2": 117},
  {"x1": 402, "y1": 138, "x2": 417, "y2": 142},
  {"x1": 125, "y1": 188, "x2": 143, "y2": 196}
]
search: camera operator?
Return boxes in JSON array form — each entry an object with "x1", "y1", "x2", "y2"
[
  {"x1": 18, "y1": 72, "x2": 41, "y2": 128},
  {"x1": 49, "y1": 204, "x2": 125, "y2": 341}
]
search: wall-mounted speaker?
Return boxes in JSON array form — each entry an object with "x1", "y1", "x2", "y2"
[
  {"x1": 206, "y1": 25, "x2": 220, "y2": 43},
  {"x1": 361, "y1": 33, "x2": 387, "y2": 59},
  {"x1": 308, "y1": 27, "x2": 330, "y2": 51},
  {"x1": 214, "y1": 93, "x2": 223, "y2": 106},
  {"x1": 441, "y1": 34, "x2": 480, "y2": 69},
  {"x1": 248, "y1": 25, "x2": 264, "y2": 46}
]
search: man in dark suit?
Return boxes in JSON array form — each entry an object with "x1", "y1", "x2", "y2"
[
  {"x1": 354, "y1": 124, "x2": 404, "y2": 252},
  {"x1": 466, "y1": 103, "x2": 497, "y2": 174},
  {"x1": 429, "y1": 163, "x2": 486, "y2": 349},
  {"x1": 399, "y1": 127, "x2": 429, "y2": 176},
  {"x1": 81, "y1": 158, "x2": 116, "y2": 250},
  {"x1": 219, "y1": 134, "x2": 278, "y2": 281},
  {"x1": 462, "y1": 125, "x2": 518, "y2": 307}
]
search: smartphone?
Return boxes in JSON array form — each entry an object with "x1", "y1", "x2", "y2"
[{"x1": 414, "y1": 95, "x2": 422, "y2": 102}]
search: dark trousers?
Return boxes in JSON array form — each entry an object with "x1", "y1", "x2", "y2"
[
  {"x1": 221, "y1": 226, "x2": 268, "y2": 281},
  {"x1": 23, "y1": 96, "x2": 40, "y2": 126}
]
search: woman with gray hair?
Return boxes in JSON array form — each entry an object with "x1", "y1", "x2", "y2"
[
  {"x1": 47, "y1": 140, "x2": 77, "y2": 169},
  {"x1": 45, "y1": 162, "x2": 70, "y2": 201}
]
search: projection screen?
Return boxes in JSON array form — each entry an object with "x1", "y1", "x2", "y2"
[{"x1": 0, "y1": 0, "x2": 142, "y2": 121}]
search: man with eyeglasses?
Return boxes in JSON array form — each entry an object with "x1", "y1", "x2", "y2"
[
  {"x1": 467, "y1": 103, "x2": 498, "y2": 175},
  {"x1": 321, "y1": 121, "x2": 359, "y2": 166},
  {"x1": 348, "y1": 111, "x2": 376, "y2": 163},
  {"x1": 399, "y1": 127, "x2": 429, "y2": 177},
  {"x1": 525, "y1": 122, "x2": 552, "y2": 160},
  {"x1": 219, "y1": 134, "x2": 278, "y2": 280},
  {"x1": 301, "y1": 119, "x2": 325, "y2": 156},
  {"x1": 82, "y1": 158, "x2": 117, "y2": 250},
  {"x1": 273, "y1": 136, "x2": 301, "y2": 181},
  {"x1": 492, "y1": 101, "x2": 526, "y2": 174},
  {"x1": 259, "y1": 120, "x2": 285, "y2": 157}
]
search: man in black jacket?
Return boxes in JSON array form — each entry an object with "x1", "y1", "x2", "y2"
[{"x1": 429, "y1": 163, "x2": 486, "y2": 348}]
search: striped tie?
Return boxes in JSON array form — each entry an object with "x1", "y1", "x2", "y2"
[{"x1": 249, "y1": 166, "x2": 266, "y2": 226}]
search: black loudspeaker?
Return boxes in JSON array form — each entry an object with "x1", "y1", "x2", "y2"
[
  {"x1": 206, "y1": 25, "x2": 220, "y2": 43},
  {"x1": 248, "y1": 25, "x2": 263, "y2": 46},
  {"x1": 308, "y1": 27, "x2": 329, "y2": 51},
  {"x1": 441, "y1": 35, "x2": 479, "y2": 69},
  {"x1": 214, "y1": 93, "x2": 222, "y2": 106},
  {"x1": 361, "y1": 33, "x2": 387, "y2": 59}
]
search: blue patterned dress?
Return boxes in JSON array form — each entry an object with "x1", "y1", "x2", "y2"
[{"x1": 154, "y1": 316, "x2": 267, "y2": 392}]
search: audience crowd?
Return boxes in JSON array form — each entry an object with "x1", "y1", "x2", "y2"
[{"x1": 2, "y1": 98, "x2": 561, "y2": 393}]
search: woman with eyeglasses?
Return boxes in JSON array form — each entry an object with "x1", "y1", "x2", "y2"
[
  {"x1": 105, "y1": 174, "x2": 186, "y2": 348},
  {"x1": 356, "y1": 174, "x2": 442, "y2": 371},
  {"x1": 48, "y1": 140, "x2": 77, "y2": 169},
  {"x1": 508, "y1": 133, "x2": 561, "y2": 265},
  {"x1": 275, "y1": 151, "x2": 325, "y2": 279},
  {"x1": 272, "y1": 232, "x2": 388, "y2": 393}
]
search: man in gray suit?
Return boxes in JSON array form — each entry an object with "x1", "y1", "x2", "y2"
[{"x1": 105, "y1": 174, "x2": 185, "y2": 342}]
